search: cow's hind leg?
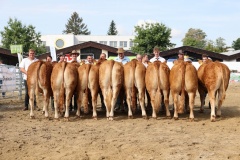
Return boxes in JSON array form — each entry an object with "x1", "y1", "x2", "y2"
[
  {"x1": 126, "y1": 88, "x2": 133, "y2": 118},
  {"x1": 188, "y1": 92, "x2": 195, "y2": 121},
  {"x1": 138, "y1": 88, "x2": 147, "y2": 119},
  {"x1": 91, "y1": 90, "x2": 98, "y2": 120},
  {"x1": 208, "y1": 90, "x2": 216, "y2": 122}
]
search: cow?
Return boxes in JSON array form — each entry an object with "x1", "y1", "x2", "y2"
[
  {"x1": 145, "y1": 61, "x2": 171, "y2": 119},
  {"x1": 99, "y1": 60, "x2": 124, "y2": 120},
  {"x1": 169, "y1": 60, "x2": 198, "y2": 121},
  {"x1": 27, "y1": 60, "x2": 53, "y2": 118},
  {"x1": 198, "y1": 61, "x2": 230, "y2": 121},
  {"x1": 76, "y1": 59, "x2": 106, "y2": 119},
  {"x1": 51, "y1": 61, "x2": 78, "y2": 120},
  {"x1": 123, "y1": 59, "x2": 147, "y2": 118}
]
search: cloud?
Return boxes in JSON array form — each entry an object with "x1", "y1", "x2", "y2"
[{"x1": 171, "y1": 28, "x2": 184, "y2": 38}]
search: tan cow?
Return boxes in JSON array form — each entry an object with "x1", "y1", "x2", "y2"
[
  {"x1": 27, "y1": 61, "x2": 53, "y2": 118},
  {"x1": 51, "y1": 61, "x2": 78, "y2": 120},
  {"x1": 170, "y1": 60, "x2": 198, "y2": 121},
  {"x1": 123, "y1": 59, "x2": 147, "y2": 118},
  {"x1": 76, "y1": 59, "x2": 106, "y2": 119},
  {"x1": 198, "y1": 61, "x2": 230, "y2": 121},
  {"x1": 99, "y1": 60, "x2": 124, "y2": 120},
  {"x1": 145, "y1": 61, "x2": 171, "y2": 118}
]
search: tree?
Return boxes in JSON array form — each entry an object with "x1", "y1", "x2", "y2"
[
  {"x1": 215, "y1": 37, "x2": 226, "y2": 52},
  {"x1": 107, "y1": 20, "x2": 118, "y2": 35},
  {"x1": 182, "y1": 28, "x2": 207, "y2": 49},
  {"x1": 63, "y1": 12, "x2": 90, "y2": 35},
  {"x1": 131, "y1": 22, "x2": 174, "y2": 54},
  {"x1": 0, "y1": 18, "x2": 46, "y2": 54},
  {"x1": 232, "y1": 38, "x2": 240, "y2": 50}
]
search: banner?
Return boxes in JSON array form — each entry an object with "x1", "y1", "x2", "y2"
[
  {"x1": 10, "y1": 45, "x2": 23, "y2": 54},
  {"x1": 0, "y1": 65, "x2": 16, "y2": 92}
]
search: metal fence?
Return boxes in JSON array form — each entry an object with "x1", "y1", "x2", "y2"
[{"x1": 0, "y1": 64, "x2": 24, "y2": 100}]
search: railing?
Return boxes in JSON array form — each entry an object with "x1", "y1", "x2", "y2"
[{"x1": 0, "y1": 64, "x2": 24, "y2": 100}]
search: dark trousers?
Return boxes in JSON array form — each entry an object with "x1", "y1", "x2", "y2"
[
  {"x1": 24, "y1": 80, "x2": 29, "y2": 108},
  {"x1": 0, "y1": 79, "x2": 5, "y2": 97}
]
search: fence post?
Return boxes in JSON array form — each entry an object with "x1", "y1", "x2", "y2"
[{"x1": 18, "y1": 69, "x2": 23, "y2": 100}]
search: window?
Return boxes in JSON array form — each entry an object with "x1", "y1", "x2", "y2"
[
  {"x1": 99, "y1": 41, "x2": 107, "y2": 45},
  {"x1": 109, "y1": 41, "x2": 117, "y2": 47},
  {"x1": 80, "y1": 53, "x2": 94, "y2": 60},
  {"x1": 129, "y1": 41, "x2": 134, "y2": 47},
  {"x1": 120, "y1": 41, "x2": 127, "y2": 47},
  {"x1": 55, "y1": 39, "x2": 64, "y2": 48}
]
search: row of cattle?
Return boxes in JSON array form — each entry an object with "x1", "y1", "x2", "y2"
[{"x1": 27, "y1": 58, "x2": 230, "y2": 122}]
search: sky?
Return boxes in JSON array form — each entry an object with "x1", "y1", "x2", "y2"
[{"x1": 0, "y1": 0, "x2": 240, "y2": 47}]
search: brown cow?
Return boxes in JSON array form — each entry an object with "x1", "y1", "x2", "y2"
[
  {"x1": 123, "y1": 59, "x2": 147, "y2": 118},
  {"x1": 76, "y1": 59, "x2": 105, "y2": 119},
  {"x1": 145, "y1": 61, "x2": 171, "y2": 118},
  {"x1": 198, "y1": 61, "x2": 230, "y2": 121},
  {"x1": 99, "y1": 60, "x2": 124, "y2": 120},
  {"x1": 170, "y1": 60, "x2": 198, "y2": 121},
  {"x1": 51, "y1": 61, "x2": 78, "y2": 120},
  {"x1": 27, "y1": 61, "x2": 53, "y2": 118}
]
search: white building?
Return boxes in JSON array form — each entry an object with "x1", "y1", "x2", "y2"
[{"x1": 41, "y1": 34, "x2": 135, "y2": 51}]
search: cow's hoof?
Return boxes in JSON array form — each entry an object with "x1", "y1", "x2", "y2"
[
  {"x1": 30, "y1": 116, "x2": 35, "y2": 119},
  {"x1": 211, "y1": 115, "x2": 216, "y2": 122},
  {"x1": 64, "y1": 117, "x2": 69, "y2": 122},
  {"x1": 174, "y1": 117, "x2": 178, "y2": 120},
  {"x1": 108, "y1": 116, "x2": 114, "y2": 121},
  {"x1": 199, "y1": 109, "x2": 204, "y2": 113},
  {"x1": 189, "y1": 118, "x2": 194, "y2": 122},
  {"x1": 142, "y1": 115, "x2": 148, "y2": 119},
  {"x1": 92, "y1": 116, "x2": 98, "y2": 120},
  {"x1": 54, "y1": 118, "x2": 60, "y2": 121},
  {"x1": 42, "y1": 111, "x2": 45, "y2": 114},
  {"x1": 128, "y1": 115, "x2": 133, "y2": 119},
  {"x1": 152, "y1": 116, "x2": 157, "y2": 120},
  {"x1": 166, "y1": 116, "x2": 171, "y2": 119},
  {"x1": 216, "y1": 115, "x2": 221, "y2": 118}
]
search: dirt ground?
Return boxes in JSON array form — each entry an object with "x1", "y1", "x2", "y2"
[{"x1": 0, "y1": 82, "x2": 240, "y2": 160}]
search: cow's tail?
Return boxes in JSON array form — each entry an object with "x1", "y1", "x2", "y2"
[
  {"x1": 106, "y1": 60, "x2": 114, "y2": 111},
  {"x1": 220, "y1": 65, "x2": 226, "y2": 104},
  {"x1": 179, "y1": 62, "x2": 186, "y2": 113},
  {"x1": 83, "y1": 64, "x2": 91, "y2": 114},
  {"x1": 154, "y1": 62, "x2": 161, "y2": 113},
  {"x1": 34, "y1": 61, "x2": 44, "y2": 107},
  {"x1": 59, "y1": 62, "x2": 67, "y2": 112},
  {"x1": 131, "y1": 60, "x2": 137, "y2": 113}
]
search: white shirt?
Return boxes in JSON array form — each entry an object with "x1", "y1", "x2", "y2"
[
  {"x1": 19, "y1": 57, "x2": 38, "y2": 80},
  {"x1": 150, "y1": 56, "x2": 166, "y2": 63},
  {"x1": 142, "y1": 62, "x2": 148, "y2": 68}
]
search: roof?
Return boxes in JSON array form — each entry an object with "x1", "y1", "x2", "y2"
[
  {"x1": 56, "y1": 41, "x2": 135, "y2": 56},
  {"x1": 161, "y1": 46, "x2": 240, "y2": 61}
]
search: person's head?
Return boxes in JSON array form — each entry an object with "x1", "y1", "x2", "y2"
[
  {"x1": 28, "y1": 49, "x2": 35, "y2": 60},
  {"x1": 202, "y1": 54, "x2": 208, "y2": 62},
  {"x1": 117, "y1": 47, "x2": 125, "y2": 59},
  {"x1": 58, "y1": 52, "x2": 65, "y2": 62},
  {"x1": 153, "y1": 46, "x2": 160, "y2": 57},
  {"x1": 100, "y1": 53, "x2": 106, "y2": 60},
  {"x1": 178, "y1": 50, "x2": 184, "y2": 60},
  {"x1": 142, "y1": 54, "x2": 149, "y2": 63},
  {"x1": 70, "y1": 50, "x2": 79, "y2": 61},
  {"x1": 136, "y1": 54, "x2": 142, "y2": 62},
  {"x1": 46, "y1": 55, "x2": 52, "y2": 62},
  {"x1": 86, "y1": 55, "x2": 93, "y2": 63}
]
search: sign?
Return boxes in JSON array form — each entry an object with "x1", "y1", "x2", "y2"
[
  {"x1": 0, "y1": 65, "x2": 16, "y2": 92},
  {"x1": 10, "y1": 45, "x2": 23, "y2": 54},
  {"x1": 49, "y1": 46, "x2": 57, "y2": 61}
]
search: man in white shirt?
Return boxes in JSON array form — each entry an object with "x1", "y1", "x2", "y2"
[
  {"x1": 85, "y1": 55, "x2": 94, "y2": 64},
  {"x1": 149, "y1": 46, "x2": 166, "y2": 63},
  {"x1": 19, "y1": 49, "x2": 38, "y2": 111},
  {"x1": 114, "y1": 47, "x2": 130, "y2": 65}
]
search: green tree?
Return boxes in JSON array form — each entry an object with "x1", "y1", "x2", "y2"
[
  {"x1": 131, "y1": 22, "x2": 174, "y2": 54},
  {"x1": 205, "y1": 40, "x2": 215, "y2": 52},
  {"x1": 215, "y1": 37, "x2": 226, "y2": 52},
  {"x1": 182, "y1": 28, "x2": 207, "y2": 49},
  {"x1": 63, "y1": 12, "x2": 90, "y2": 35},
  {"x1": 232, "y1": 38, "x2": 240, "y2": 50},
  {"x1": 0, "y1": 18, "x2": 46, "y2": 54},
  {"x1": 107, "y1": 20, "x2": 118, "y2": 35}
]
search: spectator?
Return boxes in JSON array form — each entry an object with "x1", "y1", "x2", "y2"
[
  {"x1": 68, "y1": 50, "x2": 80, "y2": 63},
  {"x1": 142, "y1": 54, "x2": 149, "y2": 68},
  {"x1": 58, "y1": 52, "x2": 65, "y2": 62},
  {"x1": 100, "y1": 53, "x2": 106, "y2": 60},
  {"x1": 150, "y1": 46, "x2": 166, "y2": 63},
  {"x1": 114, "y1": 47, "x2": 130, "y2": 111},
  {"x1": 46, "y1": 55, "x2": 52, "y2": 62},
  {"x1": 178, "y1": 50, "x2": 184, "y2": 60},
  {"x1": 114, "y1": 47, "x2": 130, "y2": 65},
  {"x1": 136, "y1": 54, "x2": 142, "y2": 62},
  {"x1": 19, "y1": 49, "x2": 38, "y2": 111},
  {"x1": 202, "y1": 54, "x2": 211, "y2": 63},
  {"x1": 85, "y1": 55, "x2": 94, "y2": 64}
]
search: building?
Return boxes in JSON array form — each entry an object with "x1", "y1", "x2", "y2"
[{"x1": 41, "y1": 34, "x2": 135, "y2": 51}]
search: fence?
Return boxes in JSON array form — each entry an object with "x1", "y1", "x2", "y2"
[{"x1": 0, "y1": 64, "x2": 24, "y2": 100}]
